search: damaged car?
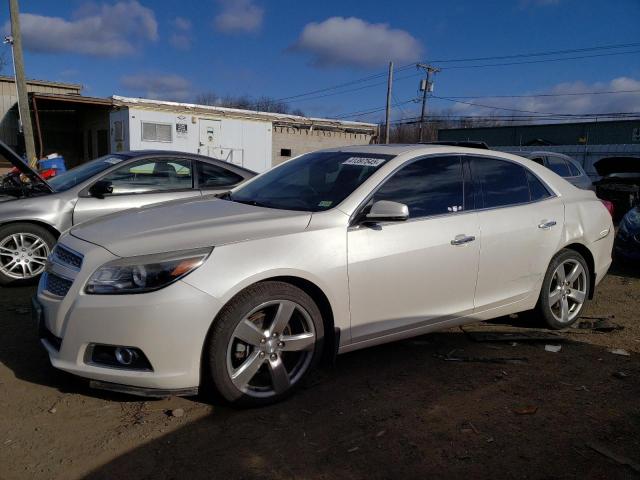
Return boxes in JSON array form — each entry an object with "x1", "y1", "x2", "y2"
[
  {"x1": 593, "y1": 156, "x2": 640, "y2": 218},
  {"x1": 0, "y1": 142, "x2": 255, "y2": 285}
]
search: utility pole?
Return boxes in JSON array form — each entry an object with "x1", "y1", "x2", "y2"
[
  {"x1": 416, "y1": 63, "x2": 440, "y2": 142},
  {"x1": 8, "y1": 0, "x2": 37, "y2": 166},
  {"x1": 384, "y1": 61, "x2": 393, "y2": 144}
]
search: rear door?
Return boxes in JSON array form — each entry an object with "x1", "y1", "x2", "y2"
[
  {"x1": 73, "y1": 157, "x2": 201, "y2": 224},
  {"x1": 469, "y1": 156, "x2": 564, "y2": 311}
]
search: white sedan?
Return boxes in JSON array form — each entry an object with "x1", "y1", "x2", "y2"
[{"x1": 35, "y1": 145, "x2": 613, "y2": 406}]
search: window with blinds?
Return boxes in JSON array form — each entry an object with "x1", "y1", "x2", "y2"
[{"x1": 141, "y1": 122, "x2": 172, "y2": 143}]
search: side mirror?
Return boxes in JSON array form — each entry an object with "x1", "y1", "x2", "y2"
[
  {"x1": 364, "y1": 200, "x2": 409, "y2": 223},
  {"x1": 88, "y1": 180, "x2": 113, "y2": 199}
]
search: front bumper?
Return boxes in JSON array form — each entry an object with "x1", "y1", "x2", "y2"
[{"x1": 36, "y1": 235, "x2": 222, "y2": 392}]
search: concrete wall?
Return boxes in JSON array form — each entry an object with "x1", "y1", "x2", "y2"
[{"x1": 272, "y1": 126, "x2": 374, "y2": 166}]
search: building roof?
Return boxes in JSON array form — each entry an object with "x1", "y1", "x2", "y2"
[
  {"x1": 112, "y1": 95, "x2": 377, "y2": 132},
  {"x1": 0, "y1": 75, "x2": 82, "y2": 91}
]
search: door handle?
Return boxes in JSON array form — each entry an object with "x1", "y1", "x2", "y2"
[
  {"x1": 538, "y1": 220, "x2": 557, "y2": 229},
  {"x1": 451, "y1": 234, "x2": 476, "y2": 245}
]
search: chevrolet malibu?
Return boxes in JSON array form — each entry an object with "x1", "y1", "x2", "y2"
[{"x1": 34, "y1": 145, "x2": 614, "y2": 407}]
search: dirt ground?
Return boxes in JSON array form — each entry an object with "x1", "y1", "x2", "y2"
[{"x1": 1, "y1": 260, "x2": 639, "y2": 480}]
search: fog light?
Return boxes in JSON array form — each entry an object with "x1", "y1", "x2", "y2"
[
  {"x1": 86, "y1": 344, "x2": 153, "y2": 371},
  {"x1": 114, "y1": 347, "x2": 137, "y2": 365}
]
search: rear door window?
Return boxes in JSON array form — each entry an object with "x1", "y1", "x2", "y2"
[
  {"x1": 471, "y1": 157, "x2": 530, "y2": 208},
  {"x1": 526, "y1": 171, "x2": 552, "y2": 201}
]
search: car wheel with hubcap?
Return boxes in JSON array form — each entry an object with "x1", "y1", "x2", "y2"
[
  {"x1": 0, "y1": 223, "x2": 55, "y2": 286},
  {"x1": 206, "y1": 281, "x2": 324, "y2": 407},
  {"x1": 536, "y1": 249, "x2": 590, "y2": 329}
]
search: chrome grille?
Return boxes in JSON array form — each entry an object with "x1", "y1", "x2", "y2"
[
  {"x1": 44, "y1": 272, "x2": 73, "y2": 297},
  {"x1": 53, "y1": 245, "x2": 83, "y2": 270}
]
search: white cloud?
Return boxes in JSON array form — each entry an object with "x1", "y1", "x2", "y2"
[
  {"x1": 120, "y1": 73, "x2": 192, "y2": 101},
  {"x1": 293, "y1": 17, "x2": 423, "y2": 68},
  {"x1": 3, "y1": 1, "x2": 157, "y2": 57},
  {"x1": 447, "y1": 77, "x2": 640, "y2": 118},
  {"x1": 214, "y1": 0, "x2": 263, "y2": 33},
  {"x1": 170, "y1": 16, "x2": 192, "y2": 50}
]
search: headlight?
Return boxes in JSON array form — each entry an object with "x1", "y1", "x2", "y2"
[{"x1": 85, "y1": 247, "x2": 211, "y2": 294}]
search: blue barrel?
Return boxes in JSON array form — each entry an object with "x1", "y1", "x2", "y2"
[{"x1": 38, "y1": 156, "x2": 67, "y2": 173}]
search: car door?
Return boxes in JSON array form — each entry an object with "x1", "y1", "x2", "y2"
[
  {"x1": 73, "y1": 157, "x2": 202, "y2": 224},
  {"x1": 347, "y1": 155, "x2": 480, "y2": 344},
  {"x1": 469, "y1": 156, "x2": 564, "y2": 311},
  {"x1": 196, "y1": 160, "x2": 247, "y2": 193}
]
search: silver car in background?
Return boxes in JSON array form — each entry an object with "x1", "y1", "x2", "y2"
[
  {"x1": 0, "y1": 142, "x2": 255, "y2": 285},
  {"x1": 520, "y1": 151, "x2": 593, "y2": 191}
]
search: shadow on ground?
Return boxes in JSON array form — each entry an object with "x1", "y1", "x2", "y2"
[{"x1": 80, "y1": 331, "x2": 640, "y2": 480}]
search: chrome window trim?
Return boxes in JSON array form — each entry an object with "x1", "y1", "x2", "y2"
[{"x1": 348, "y1": 152, "x2": 558, "y2": 227}]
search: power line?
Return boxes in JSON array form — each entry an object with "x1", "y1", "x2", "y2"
[
  {"x1": 271, "y1": 41, "x2": 640, "y2": 105},
  {"x1": 445, "y1": 89, "x2": 640, "y2": 99},
  {"x1": 424, "y1": 41, "x2": 640, "y2": 64},
  {"x1": 436, "y1": 49, "x2": 640, "y2": 70}
]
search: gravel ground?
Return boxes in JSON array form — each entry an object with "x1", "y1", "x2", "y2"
[{"x1": 1, "y1": 260, "x2": 639, "y2": 480}]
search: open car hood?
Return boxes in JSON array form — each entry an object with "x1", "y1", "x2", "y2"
[
  {"x1": 0, "y1": 141, "x2": 53, "y2": 192},
  {"x1": 593, "y1": 157, "x2": 640, "y2": 177}
]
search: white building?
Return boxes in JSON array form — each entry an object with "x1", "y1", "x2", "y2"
[
  {"x1": 109, "y1": 96, "x2": 377, "y2": 172},
  {"x1": 7, "y1": 89, "x2": 377, "y2": 172}
]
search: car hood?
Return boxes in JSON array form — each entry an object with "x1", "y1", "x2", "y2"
[
  {"x1": 593, "y1": 157, "x2": 640, "y2": 177},
  {"x1": 0, "y1": 141, "x2": 53, "y2": 192},
  {"x1": 70, "y1": 196, "x2": 312, "y2": 257}
]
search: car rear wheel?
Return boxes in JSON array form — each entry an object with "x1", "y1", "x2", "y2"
[
  {"x1": 0, "y1": 223, "x2": 55, "y2": 286},
  {"x1": 206, "y1": 281, "x2": 324, "y2": 407},
  {"x1": 536, "y1": 249, "x2": 590, "y2": 329}
]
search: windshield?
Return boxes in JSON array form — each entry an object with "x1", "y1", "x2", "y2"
[
  {"x1": 230, "y1": 151, "x2": 394, "y2": 212},
  {"x1": 48, "y1": 155, "x2": 129, "y2": 192}
]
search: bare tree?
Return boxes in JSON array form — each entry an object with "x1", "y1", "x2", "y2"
[{"x1": 194, "y1": 91, "x2": 305, "y2": 116}]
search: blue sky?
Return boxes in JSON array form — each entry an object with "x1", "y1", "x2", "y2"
[{"x1": 1, "y1": 0, "x2": 639, "y2": 122}]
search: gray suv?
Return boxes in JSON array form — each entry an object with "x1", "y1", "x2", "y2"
[{"x1": 0, "y1": 142, "x2": 255, "y2": 285}]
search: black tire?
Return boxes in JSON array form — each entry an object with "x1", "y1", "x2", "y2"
[
  {"x1": 205, "y1": 281, "x2": 324, "y2": 407},
  {"x1": 0, "y1": 223, "x2": 56, "y2": 286},
  {"x1": 535, "y1": 249, "x2": 590, "y2": 330}
]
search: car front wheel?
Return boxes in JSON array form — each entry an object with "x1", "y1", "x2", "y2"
[
  {"x1": 0, "y1": 223, "x2": 55, "y2": 286},
  {"x1": 206, "y1": 281, "x2": 324, "y2": 407},
  {"x1": 536, "y1": 249, "x2": 590, "y2": 329}
]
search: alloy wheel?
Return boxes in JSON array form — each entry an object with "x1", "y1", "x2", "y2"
[
  {"x1": 226, "y1": 300, "x2": 316, "y2": 398},
  {"x1": 0, "y1": 233, "x2": 50, "y2": 280},
  {"x1": 548, "y1": 258, "x2": 587, "y2": 323}
]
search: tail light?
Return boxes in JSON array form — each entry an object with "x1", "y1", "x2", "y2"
[{"x1": 601, "y1": 200, "x2": 614, "y2": 217}]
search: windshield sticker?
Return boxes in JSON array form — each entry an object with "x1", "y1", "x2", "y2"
[
  {"x1": 318, "y1": 200, "x2": 333, "y2": 208},
  {"x1": 342, "y1": 157, "x2": 386, "y2": 167},
  {"x1": 104, "y1": 158, "x2": 124, "y2": 165}
]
